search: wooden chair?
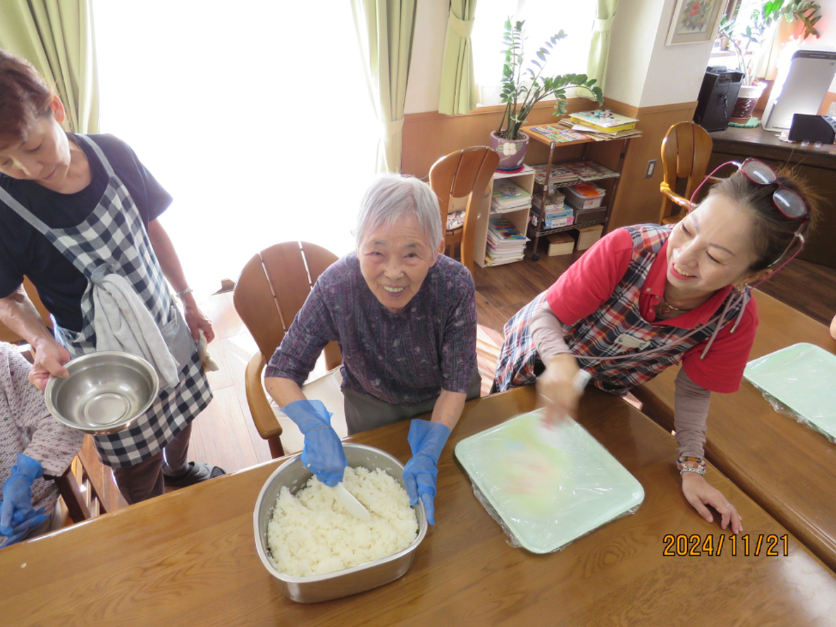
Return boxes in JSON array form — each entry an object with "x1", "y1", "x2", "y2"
[
  {"x1": 54, "y1": 453, "x2": 108, "y2": 522},
  {"x1": 429, "y1": 147, "x2": 500, "y2": 273},
  {"x1": 659, "y1": 122, "x2": 714, "y2": 225},
  {"x1": 233, "y1": 242, "x2": 343, "y2": 458}
]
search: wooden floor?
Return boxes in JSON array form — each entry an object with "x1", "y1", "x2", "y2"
[{"x1": 77, "y1": 238, "x2": 836, "y2": 514}]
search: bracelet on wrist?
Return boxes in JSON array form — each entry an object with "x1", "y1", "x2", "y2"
[
  {"x1": 174, "y1": 287, "x2": 194, "y2": 299},
  {"x1": 676, "y1": 455, "x2": 706, "y2": 476}
]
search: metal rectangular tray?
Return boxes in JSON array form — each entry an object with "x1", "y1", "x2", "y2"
[{"x1": 253, "y1": 443, "x2": 427, "y2": 603}]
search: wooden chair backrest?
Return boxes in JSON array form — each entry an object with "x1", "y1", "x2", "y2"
[
  {"x1": 0, "y1": 278, "x2": 53, "y2": 344},
  {"x1": 429, "y1": 146, "x2": 500, "y2": 272},
  {"x1": 659, "y1": 122, "x2": 713, "y2": 224},
  {"x1": 232, "y1": 242, "x2": 341, "y2": 369}
]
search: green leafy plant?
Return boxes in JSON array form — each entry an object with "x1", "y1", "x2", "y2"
[
  {"x1": 496, "y1": 19, "x2": 604, "y2": 141},
  {"x1": 719, "y1": 0, "x2": 822, "y2": 85}
]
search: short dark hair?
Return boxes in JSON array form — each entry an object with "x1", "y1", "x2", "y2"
[
  {"x1": 0, "y1": 50, "x2": 54, "y2": 146},
  {"x1": 707, "y1": 165, "x2": 821, "y2": 271}
]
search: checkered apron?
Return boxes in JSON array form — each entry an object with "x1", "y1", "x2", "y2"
[
  {"x1": 493, "y1": 224, "x2": 748, "y2": 396},
  {"x1": 0, "y1": 135, "x2": 212, "y2": 467}
]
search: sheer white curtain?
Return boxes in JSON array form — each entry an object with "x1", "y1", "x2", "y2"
[
  {"x1": 93, "y1": 1, "x2": 378, "y2": 293},
  {"x1": 471, "y1": 0, "x2": 597, "y2": 105}
]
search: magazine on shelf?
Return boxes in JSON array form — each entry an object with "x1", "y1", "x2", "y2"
[
  {"x1": 563, "y1": 161, "x2": 619, "y2": 181},
  {"x1": 528, "y1": 125, "x2": 588, "y2": 143},
  {"x1": 532, "y1": 163, "x2": 577, "y2": 185},
  {"x1": 571, "y1": 125, "x2": 643, "y2": 141},
  {"x1": 569, "y1": 110, "x2": 638, "y2": 133}
]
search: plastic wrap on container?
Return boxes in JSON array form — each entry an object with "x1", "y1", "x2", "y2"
[
  {"x1": 744, "y1": 343, "x2": 836, "y2": 444},
  {"x1": 455, "y1": 410, "x2": 644, "y2": 554}
]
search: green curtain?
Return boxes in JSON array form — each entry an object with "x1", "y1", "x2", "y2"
[
  {"x1": 586, "y1": 0, "x2": 618, "y2": 93},
  {"x1": 0, "y1": 0, "x2": 99, "y2": 133},
  {"x1": 438, "y1": 0, "x2": 478, "y2": 115},
  {"x1": 351, "y1": 0, "x2": 417, "y2": 173}
]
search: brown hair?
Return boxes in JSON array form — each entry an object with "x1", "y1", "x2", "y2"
[
  {"x1": 0, "y1": 50, "x2": 54, "y2": 146},
  {"x1": 707, "y1": 164, "x2": 822, "y2": 272}
]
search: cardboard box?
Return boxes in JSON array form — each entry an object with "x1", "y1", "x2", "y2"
[
  {"x1": 576, "y1": 224, "x2": 604, "y2": 251},
  {"x1": 547, "y1": 232, "x2": 575, "y2": 256}
]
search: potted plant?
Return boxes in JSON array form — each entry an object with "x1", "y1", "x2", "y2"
[
  {"x1": 492, "y1": 19, "x2": 604, "y2": 171},
  {"x1": 719, "y1": 0, "x2": 821, "y2": 122}
]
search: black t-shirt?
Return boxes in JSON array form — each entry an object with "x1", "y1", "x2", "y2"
[{"x1": 0, "y1": 134, "x2": 172, "y2": 331}]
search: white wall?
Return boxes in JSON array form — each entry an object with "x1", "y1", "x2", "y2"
[
  {"x1": 405, "y1": 0, "x2": 718, "y2": 114},
  {"x1": 607, "y1": 0, "x2": 716, "y2": 108}
]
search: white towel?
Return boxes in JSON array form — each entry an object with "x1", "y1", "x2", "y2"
[{"x1": 91, "y1": 272, "x2": 181, "y2": 388}]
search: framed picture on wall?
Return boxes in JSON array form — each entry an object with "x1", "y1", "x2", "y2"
[{"x1": 666, "y1": 0, "x2": 726, "y2": 45}]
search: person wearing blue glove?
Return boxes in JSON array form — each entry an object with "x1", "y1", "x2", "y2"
[
  {"x1": 0, "y1": 342, "x2": 83, "y2": 548},
  {"x1": 1, "y1": 453, "x2": 50, "y2": 538},
  {"x1": 402, "y1": 420, "x2": 451, "y2": 525},
  {"x1": 265, "y1": 176, "x2": 480, "y2": 526},
  {"x1": 281, "y1": 400, "x2": 347, "y2": 487}
]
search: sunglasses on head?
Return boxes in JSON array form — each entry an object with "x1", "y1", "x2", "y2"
[
  {"x1": 689, "y1": 158, "x2": 809, "y2": 221},
  {"x1": 688, "y1": 158, "x2": 809, "y2": 269}
]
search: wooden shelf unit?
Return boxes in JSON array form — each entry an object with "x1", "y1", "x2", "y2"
[
  {"x1": 473, "y1": 165, "x2": 535, "y2": 268},
  {"x1": 521, "y1": 124, "x2": 638, "y2": 261}
]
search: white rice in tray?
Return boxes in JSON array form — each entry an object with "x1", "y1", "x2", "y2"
[{"x1": 266, "y1": 466, "x2": 419, "y2": 577}]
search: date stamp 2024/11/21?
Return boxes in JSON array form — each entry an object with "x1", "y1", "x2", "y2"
[{"x1": 663, "y1": 534, "x2": 789, "y2": 557}]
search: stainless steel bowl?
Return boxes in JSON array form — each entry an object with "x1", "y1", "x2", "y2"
[
  {"x1": 45, "y1": 351, "x2": 159, "y2": 435},
  {"x1": 253, "y1": 443, "x2": 428, "y2": 603}
]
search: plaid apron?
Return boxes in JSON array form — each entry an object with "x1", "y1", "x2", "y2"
[
  {"x1": 493, "y1": 224, "x2": 749, "y2": 396},
  {"x1": 0, "y1": 135, "x2": 212, "y2": 467}
]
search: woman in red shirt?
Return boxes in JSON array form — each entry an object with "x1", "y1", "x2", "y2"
[{"x1": 494, "y1": 161, "x2": 818, "y2": 534}]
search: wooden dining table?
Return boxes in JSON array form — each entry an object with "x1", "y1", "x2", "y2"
[
  {"x1": 2, "y1": 386, "x2": 835, "y2": 626},
  {"x1": 634, "y1": 290, "x2": 836, "y2": 572}
]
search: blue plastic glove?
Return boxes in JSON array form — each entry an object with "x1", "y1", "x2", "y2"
[
  {"x1": 0, "y1": 500, "x2": 47, "y2": 548},
  {"x1": 403, "y1": 420, "x2": 451, "y2": 525},
  {"x1": 1, "y1": 454, "x2": 47, "y2": 537},
  {"x1": 282, "y1": 400, "x2": 347, "y2": 487},
  {"x1": 0, "y1": 528, "x2": 31, "y2": 548}
]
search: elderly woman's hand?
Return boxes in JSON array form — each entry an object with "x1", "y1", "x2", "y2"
[
  {"x1": 29, "y1": 338, "x2": 71, "y2": 391},
  {"x1": 403, "y1": 419, "x2": 451, "y2": 525},
  {"x1": 681, "y1": 472, "x2": 743, "y2": 534},
  {"x1": 537, "y1": 354, "x2": 583, "y2": 425},
  {"x1": 281, "y1": 400, "x2": 347, "y2": 487}
]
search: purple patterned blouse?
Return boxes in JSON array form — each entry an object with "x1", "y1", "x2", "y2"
[{"x1": 266, "y1": 253, "x2": 477, "y2": 406}]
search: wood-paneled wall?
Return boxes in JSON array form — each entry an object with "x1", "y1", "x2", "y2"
[{"x1": 402, "y1": 98, "x2": 698, "y2": 230}]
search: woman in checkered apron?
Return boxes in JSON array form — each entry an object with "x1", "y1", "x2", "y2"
[
  {"x1": 0, "y1": 51, "x2": 223, "y2": 504},
  {"x1": 493, "y1": 163, "x2": 818, "y2": 535}
]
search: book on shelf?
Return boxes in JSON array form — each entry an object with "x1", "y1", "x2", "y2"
[
  {"x1": 485, "y1": 250, "x2": 525, "y2": 266},
  {"x1": 491, "y1": 180, "x2": 531, "y2": 212},
  {"x1": 528, "y1": 125, "x2": 588, "y2": 143},
  {"x1": 488, "y1": 217, "x2": 527, "y2": 241},
  {"x1": 563, "y1": 161, "x2": 619, "y2": 181},
  {"x1": 569, "y1": 110, "x2": 638, "y2": 133}
]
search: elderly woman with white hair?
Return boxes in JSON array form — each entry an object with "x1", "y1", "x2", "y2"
[{"x1": 264, "y1": 174, "x2": 480, "y2": 524}]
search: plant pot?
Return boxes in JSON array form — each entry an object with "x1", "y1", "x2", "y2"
[
  {"x1": 730, "y1": 82, "x2": 768, "y2": 122},
  {"x1": 490, "y1": 131, "x2": 529, "y2": 171}
]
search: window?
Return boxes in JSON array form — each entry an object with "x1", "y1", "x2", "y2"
[
  {"x1": 471, "y1": 0, "x2": 597, "y2": 104},
  {"x1": 93, "y1": 1, "x2": 377, "y2": 291}
]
